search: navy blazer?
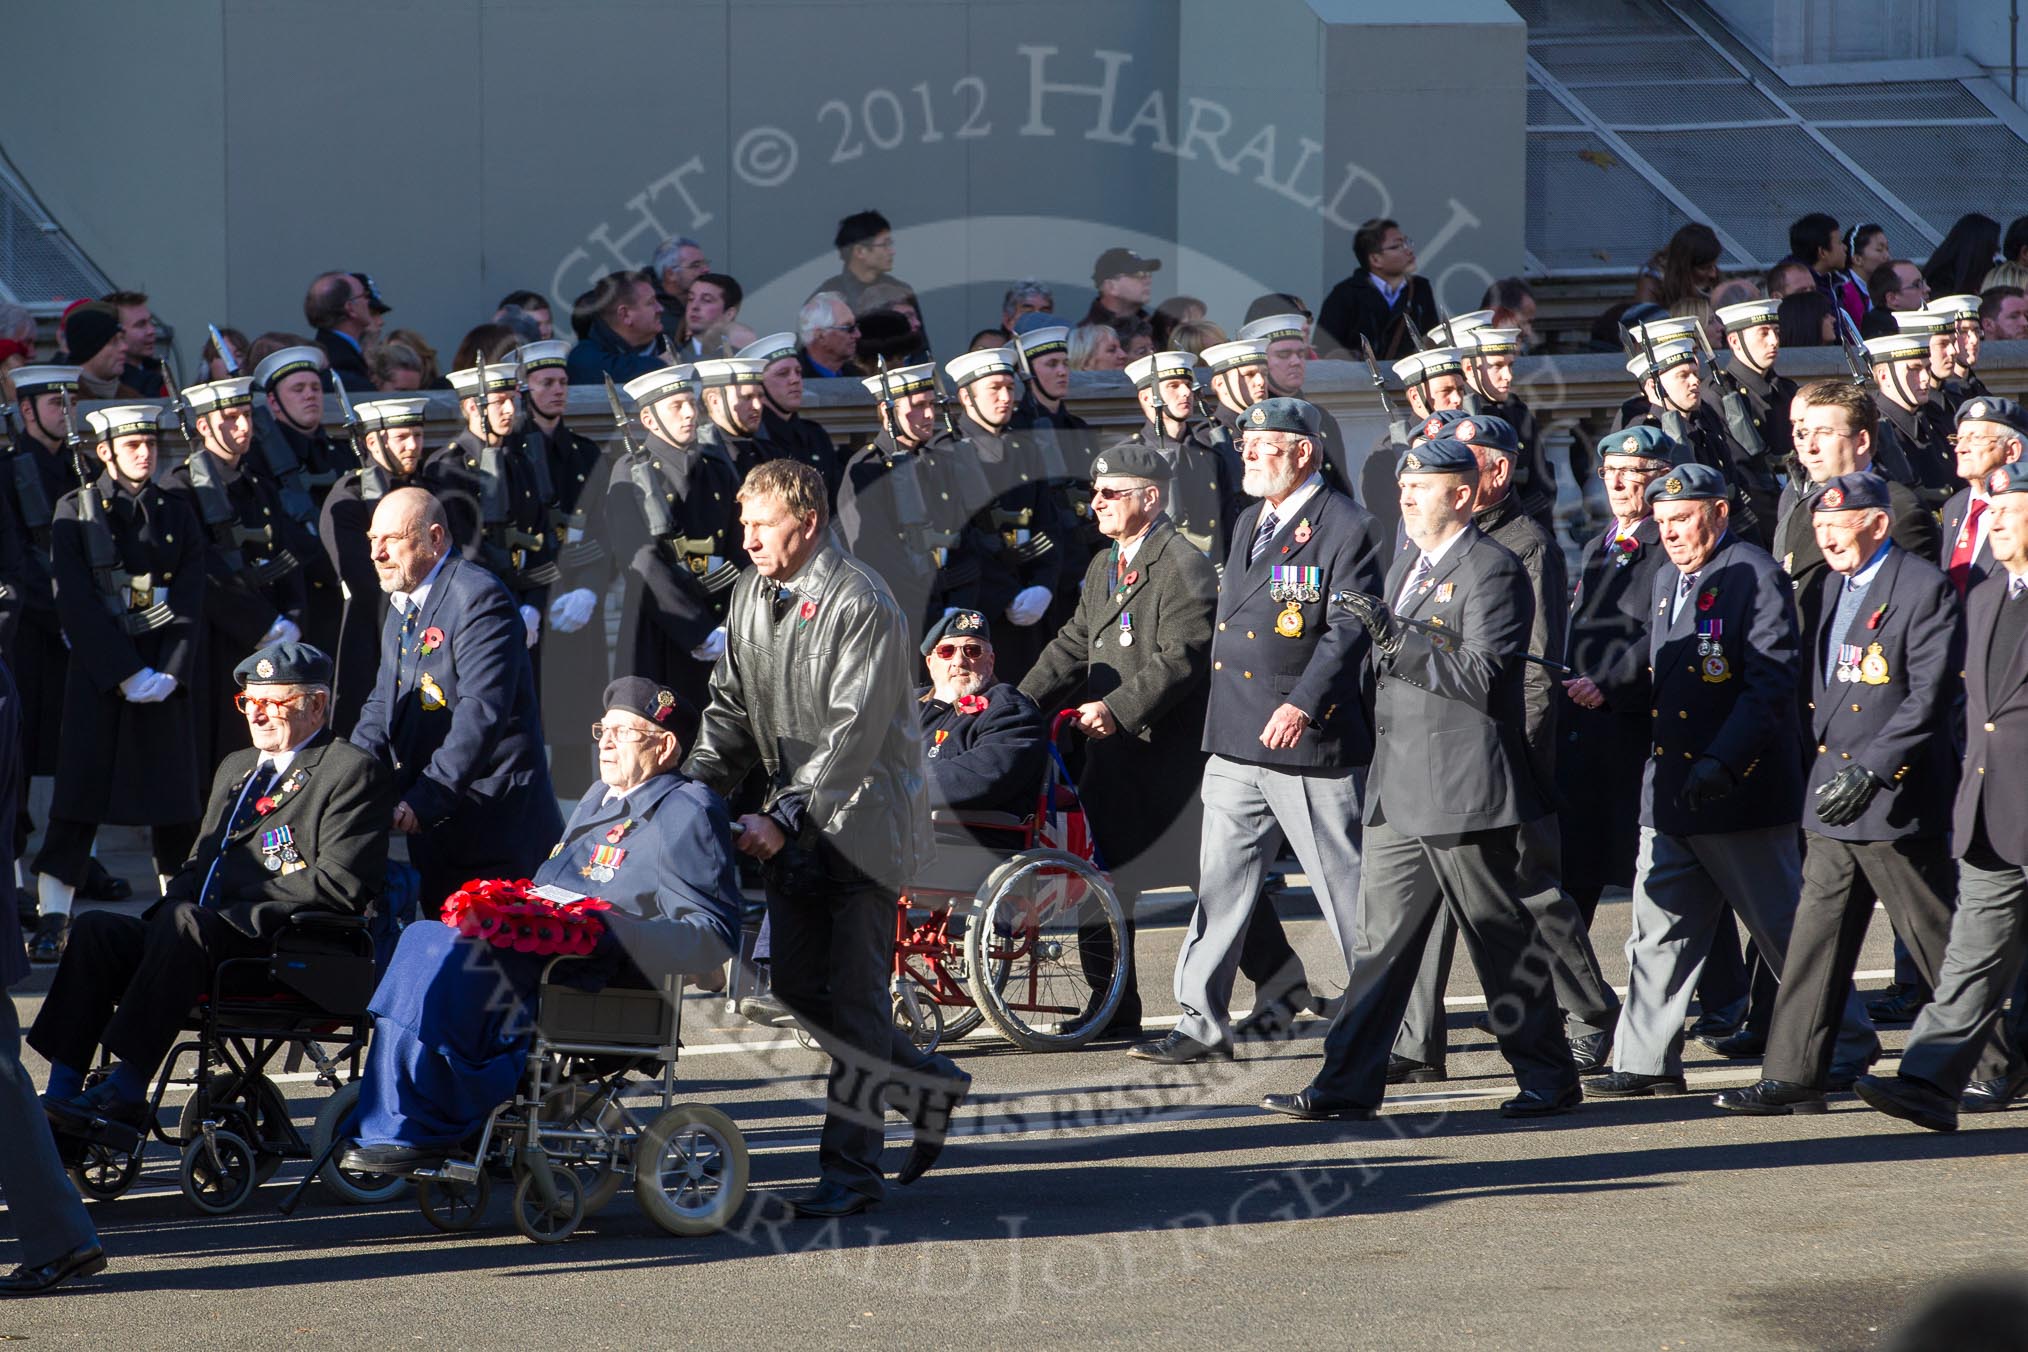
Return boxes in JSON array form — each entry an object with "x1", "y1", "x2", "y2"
[
  {"x1": 0, "y1": 656, "x2": 22, "y2": 990},
  {"x1": 1801, "y1": 546, "x2": 1961, "y2": 841},
  {"x1": 919, "y1": 681, "x2": 1048, "y2": 818},
  {"x1": 350, "y1": 553, "x2": 551, "y2": 828},
  {"x1": 1202, "y1": 483, "x2": 1385, "y2": 769},
  {"x1": 1939, "y1": 486, "x2": 1998, "y2": 593},
  {"x1": 1954, "y1": 570, "x2": 2028, "y2": 865},
  {"x1": 1643, "y1": 534, "x2": 1804, "y2": 836},
  {"x1": 1367, "y1": 526, "x2": 1543, "y2": 836},
  {"x1": 533, "y1": 773, "x2": 742, "y2": 983}
]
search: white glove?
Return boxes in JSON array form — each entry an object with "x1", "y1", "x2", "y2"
[
  {"x1": 119, "y1": 667, "x2": 162, "y2": 702},
  {"x1": 547, "y1": 588, "x2": 599, "y2": 634},
  {"x1": 519, "y1": 604, "x2": 541, "y2": 648},
  {"x1": 149, "y1": 672, "x2": 178, "y2": 701},
  {"x1": 1005, "y1": 585, "x2": 1053, "y2": 627},
  {"x1": 260, "y1": 615, "x2": 302, "y2": 645},
  {"x1": 688, "y1": 626, "x2": 728, "y2": 663}
]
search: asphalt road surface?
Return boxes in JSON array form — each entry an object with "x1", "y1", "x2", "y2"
[{"x1": 4, "y1": 879, "x2": 2024, "y2": 1351}]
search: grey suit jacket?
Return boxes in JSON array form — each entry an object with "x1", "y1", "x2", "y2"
[{"x1": 1366, "y1": 525, "x2": 1543, "y2": 836}]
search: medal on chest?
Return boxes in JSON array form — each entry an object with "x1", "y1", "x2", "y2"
[
  {"x1": 259, "y1": 824, "x2": 300, "y2": 872},
  {"x1": 1697, "y1": 619, "x2": 1730, "y2": 683},
  {"x1": 1268, "y1": 565, "x2": 1322, "y2": 605},
  {"x1": 581, "y1": 843, "x2": 626, "y2": 883},
  {"x1": 1117, "y1": 611, "x2": 1134, "y2": 648},
  {"x1": 418, "y1": 672, "x2": 447, "y2": 711},
  {"x1": 1835, "y1": 643, "x2": 1863, "y2": 683},
  {"x1": 1859, "y1": 643, "x2": 1890, "y2": 685},
  {"x1": 1275, "y1": 601, "x2": 1304, "y2": 638}
]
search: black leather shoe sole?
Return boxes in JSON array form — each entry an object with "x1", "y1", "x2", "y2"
[
  {"x1": 1501, "y1": 1086, "x2": 1582, "y2": 1118},
  {"x1": 789, "y1": 1188, "x2": 878, "y2": 1219},
  {"x1": 0, "y1": 1244, "x2": 107, "y2": 1296},
  {"x1": 1714, "y1": 1090, "x2": 1828, "y2": 1116},
  {"x1": 1260, "y1": 1092, "x2": 1374, "y2": 1122},
  {"x1": 1853, "y1": 1076, "x2": 1957, "y2": 1133}
]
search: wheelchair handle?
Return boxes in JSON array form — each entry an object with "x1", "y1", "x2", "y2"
[{"x1": 1049, "y1": 708, "x2": 1084, "y2": 745}]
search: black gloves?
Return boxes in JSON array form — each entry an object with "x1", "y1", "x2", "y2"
[
  {"x1": 1814, "y1": 765, "x2": 1885, "y2": 828},
  {"x1": 1335, "y1": 590, "x2": 1404, "y2": 655},
  {"x1": 1680, "y1": 756, "x2": 1736, "y2": 812}
]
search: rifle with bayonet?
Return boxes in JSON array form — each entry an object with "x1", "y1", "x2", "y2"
[
  {"x1": 1360, "y1": 334, "x2": 1414, "y2": 449},
  {"x1": 56, "y1": 388, "x2": 90, "y2": 488},
  {"x1": 329, "y1": 370, "x2": 369, "y2": 475},
  {"x1": 1331, "y1": 589, "x2": 1572, "y2": 673},
  {"x1": 1833, "y1": 307, "x2": 1876, "y2": 392},
  {"x1": 206, "y1": 323, "x2": 240, "y2": 377}
]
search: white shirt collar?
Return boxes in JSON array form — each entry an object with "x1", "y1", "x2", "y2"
[
  {"x1": 392, "y1": 552, "x2": 450, "y2": 614},
  {"x1": 1846, "y1": 539, "x2": 1894, "y2": 591},
  {"x1": 1116, "y1": 521, "x2": 1158, "y2": 566},
  {"x1": 1261, "y1": 473, "x2": 1324, "y2": 529},
  {"x1": 1418, "y1": 524, "x2": 1469, "y2": 569}
]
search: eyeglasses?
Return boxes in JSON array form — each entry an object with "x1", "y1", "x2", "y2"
[
  {"x1": 1597, "y1": 464, "x2": 1664, "y2": 483},
  {"x1": 819, "y1": 321, "x2": 860, "y2": 334},
  {"x1": 932, "y1": 642, "x2": 989, "y2": 660},
  {"x1": 1380, "y1": 238, "x2": 1415, "y2": 252},
  {"x1": 591, "y1": 722, "x2": 670, "y2": 745},
  {"x1": 235, "y1": 691, "x2": 313, "y2": 716},
  {"x1": 1091, "y1": 485, "x2": 1148, "y2": 501}
]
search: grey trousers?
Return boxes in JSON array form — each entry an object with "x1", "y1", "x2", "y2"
[
  {"x1": 1614, "y1": 825, "x2": 1877, "y2": 1077},
  {"x1": 1310, "y1": 817, "x2": 1577, "y2": 1107},
  {"x1": 1393, "y1": 812, "x2": 1621, "y2": 1066},
  {"x1": 1172, "y1": 758, "x2": 1364, "y2": 1046},
  {"x1": 1898, "y1": 848, "x2": 2028, "y2": 1096},
  {"x1": 0, "y1": 990, "x2": 97, "y2": 1266}
]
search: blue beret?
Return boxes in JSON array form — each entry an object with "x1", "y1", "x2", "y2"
[
  {"x1": 1240, "y1": 397, "x2": 1323, "y2": 438},
  {"x1": 1811, "y1": 471, "x2": 1892, "y2": 514},
  {"x1": 1956, "y1": 395, "x2": 2028, "y2": 441},
  {"x1": 1597, "y1": 425, "x2": 1682, "y2": 464},
  {"x1": 603, "y1": 675, "x2": 697, "y2": 743},
  {"x1": 921, "y1": 608, "x2": 991, "y2": 656},
  {"x1": 1089, "y1": 440, "x2": 1172, "y2": 482},
  {"x1": 1987, "y1": 462, "x2": 2028, "y2": 497},
  {"x1": 1643, "y1": 462, "x2": 1728, "y2": 504},
  {"x1": 1417, "y1": 409, "x2": 1518, "y2": 458},
  {"x1": 1396, "y1": 437, "x2": 1477, "y2": 477},
  {"x1": 234, "y1": 641, "x2": 332, "y2": 688}
]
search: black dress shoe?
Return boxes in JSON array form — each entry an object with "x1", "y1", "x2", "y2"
[
  {"x1": 1568, "y1": 1032, "x2": 1612, "y2": 1074},
  {"x1": 1128, "y1": 1030, "x2": 1233, "y2": 1065},
  {"x1": 1714, "y1": 1079, "x2": 1828, "y2": 1115},
  {"x1": 1700, "y1": 1028, "x2": 1767, "y2": 1059},
  {"x1": 1853, "y1": 1073, "x2": 1957, "y2": 1133},
  {"x1": 896, "y1": 1062, "x2": 971, "y2": 1186},
  {"x1": 0, "y1": 1242, "x2": 106, "y2": 1296},
  {"x1": 27, "y1": 914, "x2": 65, "y2": 965},
  {"x1": 736, "y1": 992, "x2": 795, "y2": 1027},
  {"x1": 1385, "y1": 1055, "x2": 1446, "y2": 1085},
  {"x1": 1865, "y1": 983, "x2": 1930, "y2": 1025},
  {"x1": 1260, "y1": 1088, "x2": 1374, "y2": 1121},
  {"x1": 1825, "y1": 1047, "x2": 1881, "y2": 1092},
  {"x1": 1502, "y1": 1084, "x2": 1582, "y2": 1118},
  {"x1": 1583, "y1": 1070, "x2": 1688, "y2": 1097},
  {"x1": 78, "y1": 860, "x2": 132, "y2": 903},
  {"x1": 789, "y1": 1181, "x2": 878, "y2": 1219},
  {"x1": 1960, "y1": 1068, "x2": 2028, "y2": 1113},
  {"x1": 1234, "y1": 991, "x2": 1322, "y2": 1042},
  {"x1": 43, "y1": 1081, "x2": 149, "y2": 1138},
  {"x1": 337, "y1": 1143, "x2": 449, "y2": 1175}
]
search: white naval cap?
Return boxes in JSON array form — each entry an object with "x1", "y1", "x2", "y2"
[
  {"x1": 1012, "y1": 325, "x2": 1070, "y2": 360},
  {"x1": 1626, "y1": 337, "x2": 1697, "y2": 381},
  {"x1": 354, "y1": 396, "x2": 430, "y2": 430},
  {"x1": 1236, "y1": 313, "x2": 1306, "y2": 345},
  {"x1": 250, "y1": 345, "x2": 326, "y2": 391},
  {"x1": 1426, "y1": 308, "x2": 1496, "y2": 344},
  {"x1": 945, "y1": 347, "x2": 1021, "y2": 387},
  {"x1": 622, "y1": 365, "x2": 698, "y2": 406},
  {"x1": 736, "y1": 332, "x2": 800, "y2": 367},
  {"x1": 1392, "y1": 348, "x2": 1465, "y2": 385},
  {"x1": 860, "y1": 362, "x2": 937, "y2": 398},
  {"x1": 1124, "y1": 350, "x2": 1198, "y2": 390},
  {"x1": 1200, "y1": 340, "x2": 1268, "y2": 374},
  {"x1": 447, "y1": 364, "x2": 518, "y2": 398},
  {"x1": 694, "y1": 356, "x2": 769, "y2": 388},
  {"x1": 85, "y1": 405, "x2": 165, "y2": 441},
  {"x1": 512, "y1": 340, "x2": 571, "y2": 371},
  {"x1": 1714, "y1": 299, "x2": 1780, "y2": 333},
  {"x1": 8, "y1": 365, "x2": 82, "y2": 397},
  {"x1": 1863, "y1": 331, "x2": 1929, "y2": 363},
  {"x1": 181, "y1": 377, "x2": 255, "y2": 414}
]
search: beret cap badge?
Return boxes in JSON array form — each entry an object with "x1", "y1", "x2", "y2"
[{"x1": 1664, "y1": 476, "x2": 1684, "y2": 495}]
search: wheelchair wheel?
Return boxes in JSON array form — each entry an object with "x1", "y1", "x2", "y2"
[
  {"x1": 893, "y1": 985, "x2": 945, "y2": 1054},
  {"x1": 180, "y1": 1129, "x2": 259, "y2": 1215},
  {"x1": 311, "y1": 1083, "x2": 408, "y2": 1205},
  {"x1": 417, "y1": 1171, "x2": 493, "y2": 1233},
  {"x1": 70, "y1": 1139, "x2": 146, "y2": 1202},
  {"x1": 537, "y1": 1084, "x2": 628, "y2": 1216},
  {"x1": 511, "y1": 1166, "x2": 585, "y2": 1245},
  {"x1": 634, "y1": 1104, "x2": 749, "y2": 1237},
  {"x1": 964, "y1": 850, "x2": 1125, "y2": 1051}
]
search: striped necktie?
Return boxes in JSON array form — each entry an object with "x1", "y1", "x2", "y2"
[{"x1": 1249, "y1": 511, "x2": 1278, "y2": 565}]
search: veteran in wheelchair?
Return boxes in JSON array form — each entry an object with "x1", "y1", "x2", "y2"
[
  {"x1": 337, "y1": 676, "x2": 746, "y2": 1241},
  {"x1": 32, "y1": 641, "x2": 394, "y2": 1205}
]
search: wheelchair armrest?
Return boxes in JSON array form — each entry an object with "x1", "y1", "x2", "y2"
[
  {"x1": 285, "y1": 909, "x2": 369, "y2": 932},
  {"x1": 930, "y1": 808, "x2": 1030, "y2": 829}
]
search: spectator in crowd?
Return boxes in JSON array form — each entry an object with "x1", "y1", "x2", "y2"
[
  {"x1": 1847, "y1": 223, "x2": 1893, "y2": 287},
  {"x1": 797, "y1": 291, "x2": 859, "y2": 379},
  {"x1": 564, "y1": 270, "x2": 664, "y2": 385},
  {"x1": 1316, "y1": 216, "x2": 1436, "y2": 361},
  {"x1": 967, "y1": 328, "x2": 1009, "y2": 353},
  {"x1": 1766, "y1": 258, "x2": 1815, "y2": 300},
  {"x1": 1670, "y1": 295, "x2": 1721, "y2": 352},
  {"x1": 1083, "y1": 247, "x2": 1160, "y2": 327},
  {"x1": 493, "y1": 306, "x2": 544, "y2": 346},
  {"x1": 63, "y1": 304, "x2": 135, "y2": 399},
  {"x1": 1777, "y1": 288, "x2": 1837, "y2": 348},
  {"x1": 652, "y1": 236, "x2": 710, "y2": 312},
  {"x1": 1482, "y1": 277, "x2": 1538, "y2": 349},
  {"x1": 383, "y1": 327, "x2": 446, "y2": 388},
  {"x1": 1923, "y1": 212, "x2": 2002, "y2": 298},
  {"x1": 244, "y1": 330, "x2": 309, "y2": 373},
  {"x1": 305, "y1": 270, "x2": 376, "y2": 391},
  {"x1": 813, "y1": 211, "x2": 926, "y2": 348},
  {"x1": 450, "y1": 322, "x2": 517, "y2": 372},
  {"x1": 1068, "y1": 320, "x2": 1126, "y2": 371},
  {"x1": 1983, "y1": 258, "x2": 2028, "y2": 293},
  {"x1": 1166, "y1": 318, "x2": 1226, "y2": 359},
  {"x1": 199, "y1": 325, "x2": 248, "y2": 380},
  {"x1": 102, "y1": 290, "x2": 163, "y2": 397},
  {"x1": 350, "y1": 274, "x2": 391, "y2": 343},
  {"x1": 0, "y1": 340, "x2": 26, "y2": 403},
  {"x1": 1861, "y1": 259, "x2": 1931, "y2": 338},
  {"x1": 1151, "y1": 295, "x2": 1206, "y2": 350},
  {"x1": 684, "y1": 273, "x2": 755, "y2": 357},
  {"x1": 1791, "y1": 212, "x2": 1867, "y2": 328},
  {"x1": 1114, "y1": 315, "x2": 1155, "y2": 364},
  {"x1": 0, "y1": 300, "x2": 33, "y2": 346},
  {"x1": 1001, "y1": 279, "x2": 1054, "y2": 335},
  {"x1": 1981, "y1": 285, "x2": 2028, "y2": 341},
  {"x1": 368, "y1": 340, "x2": 426, "y2": 391},
  {"x1": 495, "y1": 289, "x2": 554, "y2": 340},
  {"x1": 1656, "y1": 222, "x2": 1722, "y2": 307}
]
